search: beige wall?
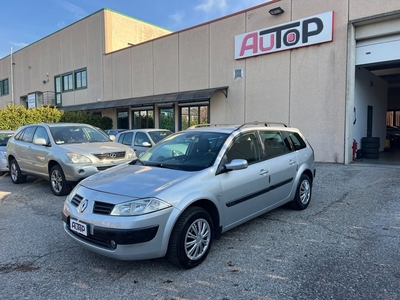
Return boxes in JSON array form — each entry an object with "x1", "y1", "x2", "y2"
[{"x1": 104, "y1": 10, "x2": 171, "y2": 54}]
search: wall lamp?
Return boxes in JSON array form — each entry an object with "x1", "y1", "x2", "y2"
[{"x1": 269, "y1": 7, "x2": 284, "y2": 15}]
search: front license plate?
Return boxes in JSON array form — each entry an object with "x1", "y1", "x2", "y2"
[{"x1": 70, "y1": 218, "x2": 88, "y2": 236}]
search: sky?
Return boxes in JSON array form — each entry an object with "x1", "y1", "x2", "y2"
[{"x1": 0, "y1": 0, "x2": 270, "y2": 59}]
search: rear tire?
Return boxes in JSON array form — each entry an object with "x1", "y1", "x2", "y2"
[
  {"x1": 10, "y1": 159, "x2": 27, "y2": 184},
  {"x1": 50, "y1": 165, "x2": 71, "y2": 196},
  {"x1": 290, "y1": 174, "x2": 312, "y2": 210},
  {"x1": 167, "y1": 207, "x2": 213, "y2": 269}
]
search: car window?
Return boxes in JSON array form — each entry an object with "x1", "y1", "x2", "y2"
[
  {"x1": 148, "y1": 131, "x2": 173, "y2": 144},
  {"x1": 120, "y1": 132, "x2": 133, "y2": 146},
  {"x1": 259, "y1": 130, "x2": 291, "y2": 159},
  {"x1": 134, "y1": 132, "x2": 151, "y2": 146},
  {"x1": 33, "y1": 126, "x2": 50, "y2": 144},
  {"x1": 225, "y1": 132, "x2": 261, "y2": 164},
  {"x1": 21, "y1": 126, "x2": 36, "y2": 143},
  {"x1": 287, "y1": 131, "x2": 307, "y2": 150},
  {"x1": 0, "y1": 132, "x2": 13, "y2": 146},
  {"x1": 50, "y1": 125, "x2": 110, "y2": 144},
  {"x1": 140, "y1": 131, "x2": 229, "y2": 171}
]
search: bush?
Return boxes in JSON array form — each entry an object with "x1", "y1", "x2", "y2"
[
  {"x1": 0, "y1": 103, "x2": 63, "y2": 130},
  {"x1": 0, "y1": 104, "x2": 113, "y2": 130}
]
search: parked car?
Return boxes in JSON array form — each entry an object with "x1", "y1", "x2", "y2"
[
  {"x1": 0, "y1": 130, "x2": 15, "y2": 175},
  {"x1": 7, "y1": 123, "x2": 136, "y2": 196},
  {"x1": 115, "y1": 129, "x2": 173, "y2": 156},
  {"x1": 62, "y1": 122, "x2": 315, "y2": 268},
  {"x1": 104, "y1": 129, "x2": 127, "y2": 137}
]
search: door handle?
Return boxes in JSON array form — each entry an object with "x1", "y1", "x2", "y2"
[
  {"x1": 289, "y1": 160, "x2": 296, "y2": 165},
  {"x1": 259, "y1": 169, "x2": 269, "y2": 175}
]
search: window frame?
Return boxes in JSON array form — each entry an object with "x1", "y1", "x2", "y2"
[
  {"x1": 62, "y1": 73, "x2": 73, "y2": 92},
  {"x1": 74, "y1": 68, "x2": 87, "y2": 90},
  {"x1": 0, "y1": 78, "x2": 9, "y2": 96}
]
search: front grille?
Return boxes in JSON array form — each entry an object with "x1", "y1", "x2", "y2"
[
  {"x1": 71, "y1": 194, "x2": 83, "y2": 207},
  {"x1": 94, "y1": 201, "x2": 114, "y2": 215},
  {"x1": 93, "y1": 151, "x2": 125, "y2": 160}
]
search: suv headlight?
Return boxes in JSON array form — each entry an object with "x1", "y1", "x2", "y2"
[
  {"x1": 128, "y1": 148, "x2": 136, "y2": 159},
  {"x1": 111, "y1": 198, "x2": 171, "y2": 216},
  {"x1": 66, "y1": 153, "x2": 92, "y2": 164}
]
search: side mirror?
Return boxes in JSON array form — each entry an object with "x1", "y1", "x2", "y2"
[
  {"x1": 33, "y1": 138, "x2": 48, "y2": 146},
  {"x1": 142, "y1": 142, "x2": 152, "y2": 147},
  {"x1": 225, "y1": 159, "x2": 248, "y2": 171}
]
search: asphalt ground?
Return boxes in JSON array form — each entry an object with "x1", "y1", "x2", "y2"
[{"x1": 0, "y1": 162, "x2": 399, "y2": 300}]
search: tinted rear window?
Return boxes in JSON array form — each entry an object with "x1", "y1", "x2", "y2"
[{"x1": 288, "y1": 132, "x2": 307, "y2": 150}]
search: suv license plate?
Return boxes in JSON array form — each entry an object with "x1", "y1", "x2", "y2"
[{"x1": 70, "y1": 219, "x2": 88, "y2": 236}]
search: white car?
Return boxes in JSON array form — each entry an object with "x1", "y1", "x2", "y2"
[
  {"x1": 115, "y1": 129, "x2": 173, "y2": 156},
  {"x1": 62, "y1": 122, "x2": 315, "y2": 268},
  {"x1": 0, "y1": 130, "x2": 15, "y2": 175}
]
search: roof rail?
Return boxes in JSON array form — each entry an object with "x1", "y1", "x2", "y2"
[
  {"x1": 187, "y1": 123, "x2": 237, "y2": 129},
  {"x1": 236, "y1": 121, "x2": 290, "y2": 130}
]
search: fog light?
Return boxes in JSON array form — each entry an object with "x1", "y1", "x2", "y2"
[
  {"x1": 78, "y1": 169, "x2": 85, "y2": 175},
  {"x1": 110, "y1": 240, "x2": 117, "y2": 249}
]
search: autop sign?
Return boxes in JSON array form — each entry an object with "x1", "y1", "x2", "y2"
[{"x1": 235, "y1": 11, "x2": 334, "y2": 60}]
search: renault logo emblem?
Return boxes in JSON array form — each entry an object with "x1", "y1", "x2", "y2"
[
  {"x1": 77, "y1": 199, "x2": 89, "y2": 213},
  {"x1": 109, "y1": 153, "x2": 117, "y2": 158}
]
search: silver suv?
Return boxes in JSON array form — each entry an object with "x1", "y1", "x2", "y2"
[
  {"x1": 7, "y1": 123, "x2": 136, "y2": 196},
  {"x1": 62, "y1": 122, "x2": 315, "y2": 268}
]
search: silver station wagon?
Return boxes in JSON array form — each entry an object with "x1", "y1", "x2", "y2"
[
  {"x1": 7, "y1": 123, "x2": 136, "y2": 196},
  {"x1": 62, "y1": 122, "x2": 316, "y2": 268}
]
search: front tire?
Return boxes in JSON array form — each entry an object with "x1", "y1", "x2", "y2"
[
  {"x1": 167, "y1": 207, "x2": 213, "y2": 269},
  {"x1": 10, "y1": 159, "x2": 27, "y2": 184},
  {"x1": 291, "y1": 174, "x2": 312, "y2": 210},
  {"x1": 50, "y1": 165, "x2": 70, "y2": 196}
]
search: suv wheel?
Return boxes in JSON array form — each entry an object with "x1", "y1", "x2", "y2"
[
  {"x1": 50, "y1": 165, "x2": 71, "y2": 196},
  {"x1": 291, "y1": 174, "x2": 312, "y2": 210},
  {"x1": 167, "y1": 207, "x2": 213, "y2": 269},
  {"x1": 10, "y1": 159, "x2": 27, "y2": 184}
]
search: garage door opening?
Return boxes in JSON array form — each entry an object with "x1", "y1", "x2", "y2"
[{"x1": 353, "y1": 28, "x2": 400, "y2": 165}]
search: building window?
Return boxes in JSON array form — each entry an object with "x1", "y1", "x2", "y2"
[
  {"x1": 0, "y1": 78, "x2": 9, "y2": 96},
  {"x1": 179, "y1": 103, "x2": 209, "y2": 130},
  {"x1": 117, "y1": 109, "x2": 129, "y2": 129},
  {"x1": 159, "y1": 107, "x2": 174, "y2": 132},
  {"x1": 55, "y1": 76, "x2": 62, "y2": 105},
  {"x1": 132, "y1": 107, "x2": 154, "y2": 129},
  {"x1": 62, "y1": 73, "x2": 73, "y2": 92},
  {"x1": 75, "y1": 69, "x2": 87, "y2": 89}
]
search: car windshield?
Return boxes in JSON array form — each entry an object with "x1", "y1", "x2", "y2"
[
  {"x1": 0, "y1": 132, "x2": 14, "y2": 146},
  {"x1": 138, "y1": 131, "x2": 229, "y2": 171},
  {"x1": 148, "y1": 130, "x2": 173, "y2": 144},
  {"x1": 50, "y1": 125, "x2": 111, "y2": 144}
]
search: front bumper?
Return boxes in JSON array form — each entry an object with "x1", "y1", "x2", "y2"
[{"x1": 62, "y1": 193, "x2": 174, "y2": 260}]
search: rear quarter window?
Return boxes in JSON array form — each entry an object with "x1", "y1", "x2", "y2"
[{"x1": 288, "y1": 132, "x2": 307, "y2": 150}]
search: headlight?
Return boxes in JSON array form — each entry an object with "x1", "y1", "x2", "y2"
[
  {"x1": 128, "y1": 148, "x2": 136, "y2": 159},
  {"x1": 111, "y1": 198, "x2": 171, "y2": 216},
  {"x1": 66, "y1": 185, "x2": 79, "y2": 202},
  {"x1": 66, "y1": 153, "x2": 92, "y2": 163},
  {"x1": 0, "y1": 150, "x2": 6, "y2": 159}
]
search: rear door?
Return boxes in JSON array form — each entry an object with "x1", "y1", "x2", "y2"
[
  {"x1": 15, "y1": 126, "x2": 36, "y2": 171},
  {"x1": 260, "y1": 130, "x2": 298, "y2": 203}
]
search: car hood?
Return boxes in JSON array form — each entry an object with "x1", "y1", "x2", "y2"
[
  {"x1": 80, "y1": 163, "x2": 193, "y2": 198},
  {"x1": 59, "y1": 142, "x2": 128, "y2": 153}
]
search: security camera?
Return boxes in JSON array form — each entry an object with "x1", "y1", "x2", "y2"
[{"x1": 43, "y1": 80, "x2": 47, "y2": 84}]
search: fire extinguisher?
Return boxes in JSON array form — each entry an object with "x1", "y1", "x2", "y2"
[{"x1": 352, "y1": 139, "x2": 358, "y2": 161}]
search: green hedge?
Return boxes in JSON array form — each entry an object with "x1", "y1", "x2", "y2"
[{"x1": 0, "y1": 104, "x2": 113, "y2": 130}]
